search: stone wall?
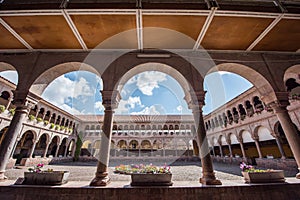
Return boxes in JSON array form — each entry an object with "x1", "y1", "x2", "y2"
[
  {"x1": 256, "y1": 158, "x2": 298, "y2": 175},
  {"x1": 1, "y1": 183, "x2": 300, "y2": 200}
]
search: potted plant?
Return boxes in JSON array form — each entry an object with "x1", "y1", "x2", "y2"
[
  {"x1": 24, "y1": 163, "x2": 69, "y2": 185},
  {"x1": 28, "y1": 114, "x2": 35, "y2": 121},
  {"x1": 240, "y1": 162, "x2": 285, "y2": 183},
  {"x1": 9, "y1": 108, "x2": 15, "y2": 116},
  {"x1": 0, "y1": 105, "x2": 5, "y2": 113},
  {"x1": 36, "y1": 117, "x2": 43, "y2": 123},
  {"x1": 115, "y1": 164, "x2": 173, "y2": 186}
]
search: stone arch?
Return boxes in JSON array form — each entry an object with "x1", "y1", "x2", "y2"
[
  {"x1": 101, "y1": 50, "x2": 206, "y2": 107},
  {"x1": 14, "y1": 130, "x2": 35, "y2": 163},
  {"x1": 253, "y1": 125, "x2": 274, "y2": 141},
  {"x1": 0, "y1": 126, "x2": 9, "y2": 144},
  {"x1": 141, "y1": 140, "x2": 151, "y2": 149},
  {"x1": 284, "y1": 65, "x2": 300, "y2": 99},
  {"x1": 129, "y1": 140, "x2": 139, "y2": 149},
  {"x1": 30, "y1": 62, "x2": 100, "y2": 96},
  {"x1": 0, "y1": 62, "x2": 17, "y2": 72},
  {"x1": 284, "y1": 64, "x2": 300, "y2": 83},
  {"x1": 117, "y1": 140, "x2": 127, "y2": 149},
  {"x1": 207, "y1": 63, "x2": 276, "y2": 104}
]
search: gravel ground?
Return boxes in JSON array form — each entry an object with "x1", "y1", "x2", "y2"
[{"x1": 5, "y1": 160, "x2": 244, "y2": 182}]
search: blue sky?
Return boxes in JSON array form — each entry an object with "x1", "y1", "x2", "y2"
[{"x1": 0, "y1": 70, "x2": 252, "y2": 115}]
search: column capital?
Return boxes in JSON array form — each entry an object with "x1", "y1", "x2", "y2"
[
  {"x1": 268, "y1": 92, "x2": 290, "y2": 112},
  {"x1": 12, "y1": 91, "x2": 39, "y2": 112},
  {"x1": 101, "y1": 90, "x2": 121, "y2": 110},
  {"x1": 237, "y1": 136, "x2": 243, "y2": 143},
  {"x1": 251, "y1": 135, "x2": 259, "y2": 141},
  {"x1": 186, "y1": 90, "x2": 206, "y2": 110},
  {"x1": 225, "y1": 137, "x2": 231, "y2": 145},
  {"x1": 270, "y1": 131, "x2": 279, "y2": 138}
]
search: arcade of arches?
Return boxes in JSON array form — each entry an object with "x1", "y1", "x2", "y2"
[{"x1": 0, "y1": 51, "x2": 299, "y2": 187}]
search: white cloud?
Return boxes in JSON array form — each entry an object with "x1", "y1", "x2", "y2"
[
  {"x1": 42, "y1": 75, "x2": 94, "y2": 113},
  {"x1": 136, "y1": 71, "x2": 167, "y2": 96},
  {"x1": 116, "y1": 96, "x2": 144, "y2": 114},
  {"x1": 130, "y1": 105, "x2": 162, "y2": 115},
  {"x1": 60, "y1": 104, "x2": 82, "y2": 115},
  {"x1": 176, "y1": 105, "x2": 183, "y2": 112},
  {"x1": 94, "y1": 101, "x2": 104, "y2": 112}
]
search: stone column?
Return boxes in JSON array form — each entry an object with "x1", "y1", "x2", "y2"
[
  {"x1": 5, "y1": 98, "x2": 12, "y2": 110},
  {"x1": 29, "y1": 139, "x2": 38, "y2": 158},
  {"x1": 237, "y1": 136, "x2": 247, "y2": 159},
  {"x1": 271, "y1": 133, "x2": 286, "y2": 159},
  {"x1": 189, "y1": 91, "x2": 221, "y2": 185},
  {"x1": 269, "y1": 99, "x2": 300, "y2": 178},
  {"x1": 226, "y1": 138, "x2": 233, "y2": 157},
  {"x1": 71, "y1": 140, "x2": 76, "y2": 157},
  {"x1": 253, "y1": 136, "x2": 263, "y2": 158},
  {"x1": 63, "y1": 141, "x2": 69, "y2": 157},
  {"x1": 0, "y1": 93, "x2": 38, "y2": 180},
  {"x1": 43, "y1": 141, "x2": 50, "y2": 158},
  {"x1": 90, "y1": 90, "x2": 120, "y2": 186},
  {"x1": 218, "y1": 143, "x2": 223, "y2": 157},
  {"x1": 212, "y1": 146, "x2": 216, "y2": 156},
  {"x1": 55, "y1": 143, "x2": 61, "y2": 157}
]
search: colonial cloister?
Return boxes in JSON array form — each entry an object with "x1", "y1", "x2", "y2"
[{"x1": 0, "y1": 1, "x2": 300, "y2": 199}]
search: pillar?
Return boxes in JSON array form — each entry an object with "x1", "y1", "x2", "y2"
[
  {"x1": 90, "y1": 90, "x2": 120, "y2": 186},
  {"x1": 0, "y1": 93, "x2": 38, "y2": 180},
  {"x1": 237, "y1": 136, "x2": 247, "y2": 159},
  {"x1": 226, "y1": 138, "x2": 233, "y2": 157},
  {"x1": 71, "y1": 140, "x2": 76, "y2": 157},
  {"x1": 218, "y1": 143, "x2": 223, "y2": 157},
  {"x1": 43, "y1": 141, "x2": 50, "y2": 158},
  {"x1": 253, "y1": 136, "x2": 263, "y2": 158},
  {"x1": 29, "y1": 139, "x2": 38, "y2": 158},
  {"x1": 5, "y1": 97, "x2": 12, "y2": 110},
  {"x1": 212, "y1": 146, "x2": 215, "y2": 156},
  {"x1": 63, "y1": 141, "x2": 69, "y2": 157},
  {"x1": 269, "y1": 99, "x2": 300, "y2": 178},
  {"x1": 189, "y1": 91, "x2": 221, "y2": 185},
  {"x1": 55, "y1": 143, "x2": 61, "y2": 157},
  {"x1": 272, "y1": 134, "x2": 286, "y2": 159}
]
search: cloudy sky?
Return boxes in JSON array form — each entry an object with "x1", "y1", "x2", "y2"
[{"x1": 0, "y1": 69, "x2": 252, "y2": 115}]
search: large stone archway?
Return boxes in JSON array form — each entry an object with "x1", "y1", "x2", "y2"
[{"x1": 90, "y1": 49, "x2": 221, "y2": 186}]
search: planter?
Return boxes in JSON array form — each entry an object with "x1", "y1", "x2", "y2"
[
  {"x1": 130, "y1": 173, "x2": 173, "y2": 186},
  {"x1": 24, "y1": 171, "x2": 70, "y2": 185},
  {"x1": 242, "y1": 170, "x2": 285, "y2": 183}
]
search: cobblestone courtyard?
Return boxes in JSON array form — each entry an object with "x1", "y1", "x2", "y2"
[{"x1": 5, "y1": 159, "x2": 245, "y2": 183}]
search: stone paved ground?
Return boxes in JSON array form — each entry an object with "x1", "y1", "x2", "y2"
[{"x1": 5, "y1": 159, "x2": 245, "y2": 182}]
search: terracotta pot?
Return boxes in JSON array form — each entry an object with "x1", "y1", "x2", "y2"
[
  {"x1": 24, "y1": 171, "x2": 69, "y2": 185},
  {"x1": 242, "y1": 170, "x2": 285, "y2": 183},
  {"x1": 131, "y1": 173, "x2": 173, "y2": 186}
]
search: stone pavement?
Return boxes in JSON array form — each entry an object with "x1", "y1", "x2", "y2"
[{"x1": 4, "y1": 159, "x2": 246, "y2": 183}]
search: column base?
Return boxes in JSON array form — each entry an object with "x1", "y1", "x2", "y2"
[
  {"x1": 296, "y1": 169, "x2": 300, "y2": 179},
  {"x1": 90, "y1": 176, "x2": 111, "y2": 186},
  {"x1": 200, "y1": 177, "x2": 222, "y2": 185},
  {"x1": 0, "y1": 172, "x2": 7, "y2": 181}
]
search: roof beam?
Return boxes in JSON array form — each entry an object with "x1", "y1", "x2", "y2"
[
  {"x1": 246, "y1": 14, "x2": 284, "y2": 51},
  {"x1": 136, "y1": 9, "x2": 143, "y2": 50},
  {"x1": 0, "y1": 17, "x2": 33, "y2": 50},
  {"x1": 193, "y1": 7, "x2": 216, "y2": 50},
  {"x1": 61, "y1": 10, "x2": 88, "y2": 51}
]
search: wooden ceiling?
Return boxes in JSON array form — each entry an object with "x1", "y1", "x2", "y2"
[{"x1": 0, "y1": 9, "x2": 299, "y2": 52}]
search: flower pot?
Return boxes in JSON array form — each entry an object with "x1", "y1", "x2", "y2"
[
  {"x1": 242, "y1": 170, "x2": 285, "y2": 183},
  {"x1": 131, "y1": 173, "x2": 173, "y2": 186},
  {"x1": 24, "y1": 171, "x2": 70, "y2": 185}
]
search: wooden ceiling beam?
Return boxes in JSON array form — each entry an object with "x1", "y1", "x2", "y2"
[{"x1": 0, "y1": 17, "x2": 33, "y2": 50}]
